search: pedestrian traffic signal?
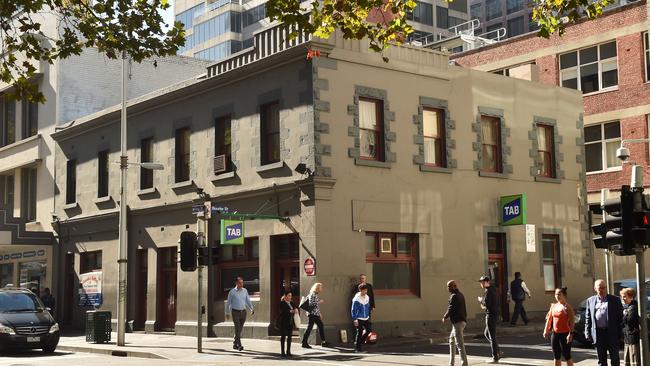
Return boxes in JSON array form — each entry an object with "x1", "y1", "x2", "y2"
[
  {"x1": 179, "y1": 231, "x2": 198, "y2": 272},
  {"x1": 198, "y1": 246, "x2": 219, "y2": 266}
]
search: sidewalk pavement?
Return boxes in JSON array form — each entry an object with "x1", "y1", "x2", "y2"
[{"x1": 57, "y1": 322, "x2": 545, "y2": 360}]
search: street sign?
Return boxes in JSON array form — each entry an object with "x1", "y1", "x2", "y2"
[
  {"x1": 500, "y1": 194, "x2": 526, "y2": 226},
  {"x1": 304, "y1": 258, "x2": 316, "y2": 276},
  {"x1": 192, "y1": 204, "x2": 204, "y2": 215},
  {"x1": 211, "y1": 206, "x2": 229, "y2": 213},
  {"x1": 220, "y1": 219, "x2": 245, "y2": 245}
]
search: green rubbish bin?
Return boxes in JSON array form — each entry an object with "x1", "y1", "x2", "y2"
[{"x1": 86, "y1": 310, "x2": 111, "y2": 343}]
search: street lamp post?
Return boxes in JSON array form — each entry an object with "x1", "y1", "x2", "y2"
[{"x1": 117, "y1": 53, "x2": 163, "y2": 347}]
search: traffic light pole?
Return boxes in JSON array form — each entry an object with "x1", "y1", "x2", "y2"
[
  {"x1": 631, "y1": 165, "x2": 650, "y2": 366},
  {"x1": 197, "y1": 215, "x2": 205, "y2": 353},
  {"x1": 600, "y1": 189, "x2": 614, "y2": 294}
]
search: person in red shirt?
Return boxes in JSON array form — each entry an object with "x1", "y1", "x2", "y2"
[{"x1": 543, "y1": 287, "x2": 575, "y2": 366}]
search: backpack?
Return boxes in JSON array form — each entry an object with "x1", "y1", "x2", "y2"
[{"x1": 299, "y1": 295, "x2": 312, "y2": 312}]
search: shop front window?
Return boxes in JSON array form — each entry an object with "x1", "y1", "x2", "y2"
[
  {"x1": 0, "y1": 263, "x2": 13, "y2": 287},
  {"x1": 365, "y1": 232, "x2": 420, "y2": 296},
  {"x1": 216, "y1": 237, "x2": 260, "y2": 298},
  {"x1": 19, "y1": 261, "x2": 46, "y2": 294}
]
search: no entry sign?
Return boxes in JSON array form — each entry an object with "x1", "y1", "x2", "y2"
[{"x1": 304, "y1": 258, "x2": 316, "y2": 276}]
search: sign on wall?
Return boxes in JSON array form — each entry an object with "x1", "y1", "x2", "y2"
[
  {"x1": 500, "y1": 194, "x2": 526, "y2": 226},
  {"x1": 525, "y1": 224, "x2": 536, "y2": 252},
  {"x1": 220, "y1": 219, "x2": 245, "y2": 245},
  {"x1": 304, "y1": 258, "x2": 316, "y2": 276},
  {"x1": 79, "y1": 271, "x2": 103, "y2": 307}
]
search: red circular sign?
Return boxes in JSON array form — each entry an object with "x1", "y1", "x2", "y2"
[{"x1": 304, "y1": 258, "x2": 316, "y2": 276}]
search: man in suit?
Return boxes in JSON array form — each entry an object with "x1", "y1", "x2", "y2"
[{"x1": 585, "y1": 279, "x2": 623, "y2": 366}]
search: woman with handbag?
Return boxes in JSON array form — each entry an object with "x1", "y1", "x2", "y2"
[
  {"x1": 621, "y1": 287, "x2": 640, "y2": 366},
  {"x1": 279, "y1": 291, "x2": 296, "y2": 358},
  {"x1": 543, "y1": 287, "x2": 575, "y2": 366},
  {"x1": 301, "y1": 282, "x2": 329, "y2": 348}
]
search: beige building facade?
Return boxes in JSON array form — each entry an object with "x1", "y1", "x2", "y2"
[{"x1": 51, "y1": 24, "x2": 591, "y2": 340}]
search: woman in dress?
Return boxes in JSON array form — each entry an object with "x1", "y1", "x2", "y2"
[{"x1": 543, "y1": 287, "x2": 575, "y2": 366}]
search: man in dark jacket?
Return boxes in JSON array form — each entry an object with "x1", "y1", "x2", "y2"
[
  {"x1": 585, "y1": 279, "x2": 623, "y2": 366},
  {"x1": 479, "y1": 275, "x2": 501, "y2": 363},
  {"x1": 508, "y1": 272, "x2": 531, "y2": 326},
  {"x1": 443, "y1": 280, "x2": 468, "y2": 366},
  {"x1": 351, "y1": 274, "x2": 375, "y2": 313}
]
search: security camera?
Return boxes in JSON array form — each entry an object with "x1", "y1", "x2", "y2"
[
  {"x1": 616, "y1": 146, "x2": 630, "y2": 161},
  {"x1": 196, "y1": 187, "x2": 204, "y2": 195}
]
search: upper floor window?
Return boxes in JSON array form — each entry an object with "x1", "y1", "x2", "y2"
[
  {"x1": 260, "y1": 102, "x2": 280, "y2": 165},
  {"x1": 643, "y1": 32, "x2": 650, "y2": 81},
  {"x1": 214, "y1": 115, "x2": 232, "y2": 174},
  {"x1": 0, "y1": 96, "x2": 15, "y2": 147},
  {"x1": 175, "y1": 128, "x2": 191, "y2": 183},
  {"x1": 542, "y1": 234, "x2": 561, "y2": 291},
  {"x1": 470, "y1": 3, "x2": 481, "y2": 19},
  {"x1": 486, "y1": 0, "x2": 502, "y2": 21},
  {"x1": 480, "y1": 115, "x2": 502, "y2": 173},
  {"x1": 0, "y1": 175, "x2": 15, "y2": 210},
  {"x1": 536, "y1": 124, "x2": 556, "y2": 178},
  {"x1": 66, "y1": 160, "x2": 76, "y2": 204},
  {"x1": 435, "y1": 6, "x2": 448, "y2": 29},
  {"x1": 407, "y1": 1, "x2": 434, "y2": 26},
  {"x1": 506, "y1": 0, "x2": 524, "y2": 13},
  {"x1": 20, "y1": 168, "x2": 36, "y2": 221},
  {"x1": 559, "y1": 41, "x2": 618, "y2": 94},
  {"x1": 423, "y1": 108, "x2": 446, "y2": 167},
  {"x1": 80, "y1": 250, "x2": 102, "y2": 273},
  {"x1": 359, "y1": 98, "x2": 385, "y2": 161},
  {"x1": 243, "y1": 4, "x2": 266, "y2": 27},
  {"x1": 21, "y1": 98, "x2": 38, "y2": 138},
  {"x1": 507, "y1": 16, "x2": 525, "y2": 38},
  {"x1": 140, "y1": 138, "x2": 154, "y2": 190},
  {"x1": 584, "y1": 121, "x2": 621, "y2": 172},
  {"x1": 97, "y1": 150, "x2": 109, "y2": 198}
]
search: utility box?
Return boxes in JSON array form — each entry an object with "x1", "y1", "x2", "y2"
[{"x1": 86, "y1": 310, "x2": 111, "y2": 343}]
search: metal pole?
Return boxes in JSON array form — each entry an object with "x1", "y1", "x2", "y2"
[
  {"x1": 117, "y1": 52, "x2": 129, "y2": 347},
  {"x1": 601, "y1": 189, "x2": 614, "y2": 294},
  {"x1": 637, "y1": 248, "x2": 649, "y2": 366},
  {"x1": 197, "y1": 216, "x2": 204, "y2": 353}
]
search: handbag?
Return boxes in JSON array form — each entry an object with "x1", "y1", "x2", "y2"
[
  {"x1": 293, "y1": 311, "x2": 301, "y2": 329},
  {"x1": 299, "y1": 296, "x2": 312, "y2": 312},
  {"x1": 364, "y1": 330, "x2": 378, "y2": 344}
]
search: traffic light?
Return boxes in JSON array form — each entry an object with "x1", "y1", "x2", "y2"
[
  {"x1": 179, "y1": 231, "x2": 198, "y2": 272},
  {"x1": 591, "y1": 186, "x2": 634, "y2": 252},
  {"x1": 198, "y1": 246, "x2": 220, "y2": 267}
]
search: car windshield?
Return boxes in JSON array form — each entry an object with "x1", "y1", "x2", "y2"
[{"x1": 0, "y1": 293, "x2": 43, "y2": 312}]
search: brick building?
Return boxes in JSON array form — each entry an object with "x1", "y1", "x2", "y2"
[{"x1": 451, "y1": 1, "x2": 650, "y2": 279}]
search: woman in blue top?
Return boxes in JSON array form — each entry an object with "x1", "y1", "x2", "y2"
[{"x1": 352, "y1": 284, "x2": 372, "y2": 352}]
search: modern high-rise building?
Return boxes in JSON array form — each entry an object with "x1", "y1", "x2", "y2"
[{"x1": 174, "y1": 0, "x2": 470, "y2": 61}]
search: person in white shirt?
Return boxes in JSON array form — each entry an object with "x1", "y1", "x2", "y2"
[{"x1": 507, "y1": 272, "x2": 531, "y2": 326}]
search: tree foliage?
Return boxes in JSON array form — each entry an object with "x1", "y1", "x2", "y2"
[
  {"x1": 266, "y1": 0, "x2": 417, "y2": 60},
  {"x1": 532, "y1": 0, "x2": 617, "y2": 38},
  {"x1": 0, "y1": 0, "x2": 185, "y2": 102}
]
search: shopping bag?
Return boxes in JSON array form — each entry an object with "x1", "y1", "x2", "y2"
[
  {"x1": 293, "y1": 311, "x2": 301, "y2": 329},
  {"x1": 364, "y1": 331, "x2": 377, "y2": 344},
  {"x1": 299, "y1": 296, "x2": 312, "y2": 312}
]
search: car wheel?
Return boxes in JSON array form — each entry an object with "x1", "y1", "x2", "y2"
[{"x1": 42, "y1": 344, "x2": 57, "y2": 353}]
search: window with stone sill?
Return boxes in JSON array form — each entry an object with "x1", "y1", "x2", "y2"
[
  {"x1": 559, "y1": 41, "x2": 618, "y2": 94},
  {"x1": 65, "y1": 159, "x2": 76, "y2": 205},
  {"x1": 359, "y1": 98, "x2": 385, "y2": 162},
  {"x1": 97, "y1": 150, "x2": 109, "y2": 198},
  {"x1": 140, "y1": 138, "x2": 154, "y2": 190},
  {"x1": 260, "y1": 101, "x2": 280, "y2": 166},
  {"x1": 215, "y1": 115, "x2": 233, "y2": 173},
  {"x1": 584, "y1": 121, "x2": 621, "y2": 173},
  {"x1": 536, "y1": 124, "x2": 556, "y2": 178},
  {"x1": 175, "y1": 127, "x2": 191, "y2": 183},
  {"x1": 423, "y1": 107, "x2": 446, "y2": 167},
  {"x1": 480, "y1": 115, "x2": 503, "y2": 173}
]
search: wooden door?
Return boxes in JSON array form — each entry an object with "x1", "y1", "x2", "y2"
[
  {"x1": 63, "y1": 253, "x2": 75, "y2": 324},
  {"x1": 487, "y1": 233, "x2": 509, "y2": 322},
  {"x1": 157, "y1": 247, "x2": 177, "y2": 331},
  {"x1": 134, "y1": 249, "x2": 148, "y2": 330},
  {"x1": 270, "y1": 234, "x2": 300, "y2": 334}
]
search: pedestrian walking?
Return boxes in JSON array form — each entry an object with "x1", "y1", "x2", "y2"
[
  {"x1": 301, "y1": 282, "x2": 329, "y2": 348},
  {"x1": 351, "y1": 274, "x2": 375, "y2": 314},
  {"x1": 508, "y1": 272, "x2": 531, "y2": 326},
  {"x1": 584, "y1": 279, "x2": 623, "y2": 366},
  {"x1": 40, "y1": 288, "x2": 56, "y2": 314},
  {"x1": 279, "y1": 291, "x2": 297, "y2": 359},
  {"x1": 479, "y1": 275, "x2": 502, "y2": 363},
  {"x1": 226, "y1": 276, "x2": 254, "y2": 351},
  {"x1": 443, "y1": 280, "x2": 468, "y2": 366},
  {"x1": 543, "y1": 287, "x2": 575, "y2": 366},
  {"x1": 352, "y1": 283, "x2": 372, "y2": 352},
  {"x1": 620, "y1": 287, "x2": 640, "y2": 366}
]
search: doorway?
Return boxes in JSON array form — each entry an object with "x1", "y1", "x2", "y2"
[
  {"x1": 157, "y1": 247, "x2": 177, "y2": 331},
  {"x1": 134, "y1": 249, "x2": 148, "y2": 330},
  {"x1": 487, "y1": 232, "x2": 509, "y2": 322},
  {"x1": 271, "y1": 234, "x2": 300, "y2": 334}
]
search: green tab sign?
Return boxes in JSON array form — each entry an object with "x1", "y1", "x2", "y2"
[
  {"x1": 500, "y1": 194, "x2": 526, "y2": 226},
  {"x1": 220, "y1": 219, "x2": 245, "y2": 245}
]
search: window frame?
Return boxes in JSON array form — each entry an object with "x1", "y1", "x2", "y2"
[
  {"x1": 644, "y1": 32, "x2": 649, "y2": 83},
  {"x1": 97, "y1": 150, "x2": 109, "y2": 198},
  {"x1": 140, "y1": 138, "x2": 154, "y2": 190},
  {"x1": 21, "y1": 97, "x2": 37, "y2": 139},
  {"x1": 0, "y1": 96, "x2": 15, "y2": 148},
  {"x1": 422, "y1": 107, "x2": 447, "y2": 167},
  {"x1": 174, "y1": 127, "x2": 191, "y2": 183},
  {"x1": 584, "y1": 121, "x2": 621, "y2": 173},
  {"x1": 559, "y1": 41, "x2": 618, "y2": 94},
  {"x1": 358, "y1": 97, "x2": 385, "y2": 162},
  {"x1": 80, "y1": 250, "x2": 102, "y2": 274},
  {"x1": 365, "y1": 232, "x2": 420, "y2": 296},
  {"x1": 536, "y1": 123, "x2": 556, "y2": 178},
  {"x1": 479, "y1": 115, "x2": 503, "y2": 173},
  {"x1": 485, "y1": 0, "x2": 502, "y2": 21},
  {"x1": 216, "y1": 237, "x2": 260, "y2": 299},
  {"x1": 66, "y1": 159, "x2": 76, "y2": 205},
  {"x1": 215, "y1": 115, "x2": 233, "y2": 173},
  {"x1": 20, "y1": 168, "x2": 36, "y2": 221},
  {"x1": 260, "y1": 101, "x2": 281, "y2": 166},
  {"x1": 541, "y1": 234, "x2": 561, "y2": 292}
]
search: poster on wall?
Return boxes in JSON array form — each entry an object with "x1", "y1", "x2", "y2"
[{"x1": 79, "y1": 271, "x2": 103, "y2": 307}]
